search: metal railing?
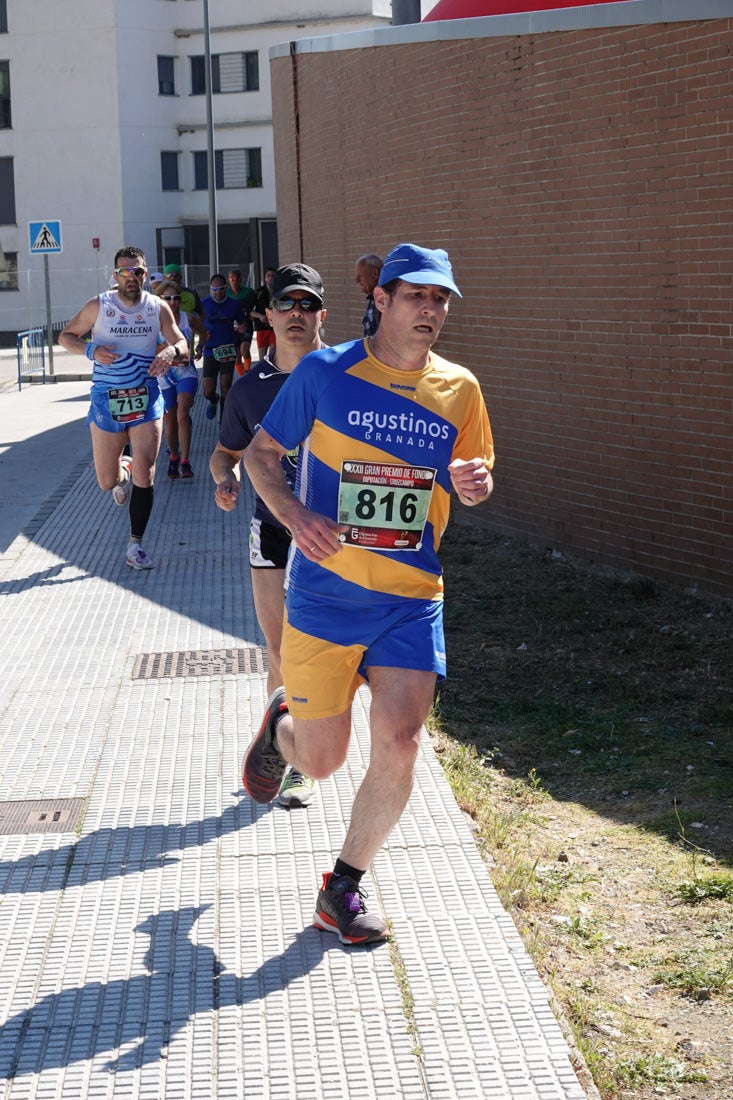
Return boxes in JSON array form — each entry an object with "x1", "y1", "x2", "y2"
[{"x1": 16, "y1": 328, "x2": 46, "y2": 390}]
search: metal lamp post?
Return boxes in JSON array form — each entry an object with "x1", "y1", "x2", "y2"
[{"x1": 203, "y1": 0, "x2": 218, "y2": 275}]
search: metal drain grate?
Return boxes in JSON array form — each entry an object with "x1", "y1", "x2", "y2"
[
  {"x1": 0, "y1": 798, "x2": 87, "y2": 835},
  {"x1": 131, "y1": 646, "x2": 268, "y2": 680}
]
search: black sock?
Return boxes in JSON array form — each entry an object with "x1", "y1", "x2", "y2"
[{"x1": 332, "y1": 859, "x2": 364, "y2": 885}]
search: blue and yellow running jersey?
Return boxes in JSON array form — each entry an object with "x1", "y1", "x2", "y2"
[{"x1": 260, "y1": 338, "x2": 494, "y2": 605}]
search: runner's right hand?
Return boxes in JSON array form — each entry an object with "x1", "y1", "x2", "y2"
[{"x1": 214, "y1": 480, "x2": 240, "y2": 512}]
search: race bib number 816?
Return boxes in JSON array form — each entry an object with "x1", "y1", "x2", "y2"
[{"x1": 337, "y1": 461, "x2": 436, "y2": 550}]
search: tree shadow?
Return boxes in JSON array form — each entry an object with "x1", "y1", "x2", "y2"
[
  {"x1": 0, "y1": 422, "x2": 90, "y2": 555},
  {"x1": 0, "y1": 799, "x2": 269, "y2": 895},
  {"x1": 0, "y1": 562, "x2": 91, "y2": 595},
  {"x1": 1, "y1": 406, "x2": 257, "y2": 640}
]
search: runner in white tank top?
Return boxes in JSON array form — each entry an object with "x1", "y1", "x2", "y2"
[{"x1": 59, "y1": 246, "x2": 189, "y2": 570}]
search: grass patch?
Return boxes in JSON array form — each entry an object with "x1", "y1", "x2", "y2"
[
  {"x1": 677, "y1": 875, "x2": 733, "y2": 904},
  {"x1": 387, "y1": 936, "x2": 422, "y2": 1058},
  {"x1": 432, "y1": 523, "x2": 733, "y2": 1098},
  {"x1": 614, "y1": 1053, "x2": 708, "y2": 1088},
  {"x1": 438, "y1": 525, "x2": 733, "y2": 854},
  {"x1": 651, "y1": 948, "x2": 733, "y2": 1000}
]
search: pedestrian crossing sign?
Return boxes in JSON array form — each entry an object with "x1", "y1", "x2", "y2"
[{"x1": 29, "y1": 220, "x2": 63, "y2": 254}]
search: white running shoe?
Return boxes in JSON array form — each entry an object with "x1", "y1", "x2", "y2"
[
  {"x1": 112, "y1": 456, "x2": 132, "y2": 506},
  {"x1": 126, "y1": 543, "x2": 154, "y2": 570},
  {"x1": 278, "y1": 768, "x2": 315, "y2": 807}
]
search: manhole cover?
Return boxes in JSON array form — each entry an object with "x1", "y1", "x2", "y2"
[
  {"x1": 131, "y1": 646, "x2": 268, "y2": 680},
  {"x1": 0, "y1": 798, "x2": 87, "y2": 835}
]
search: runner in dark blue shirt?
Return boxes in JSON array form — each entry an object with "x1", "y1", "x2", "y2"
[
  {"x1": 196, "y1": 273, "x2": 247, "y2": 420},
  {"x1": 209, "y1": 263, "x2": 327, "y2": 807}
]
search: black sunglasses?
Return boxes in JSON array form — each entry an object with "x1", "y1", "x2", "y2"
[
  {"x1": 271, "y1": 296, "x2": 321, "y2": 313},
  {"x1": 162, "y1": 294, "x2": 181, "y2": 301}
]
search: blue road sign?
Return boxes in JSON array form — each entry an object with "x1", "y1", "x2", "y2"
[{"x1": 29, "y1": 220, "x2": 63, "y2": 254}]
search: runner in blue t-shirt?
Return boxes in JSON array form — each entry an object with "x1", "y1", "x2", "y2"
[
  {"x1": 241, "y1": 243, "x2": 495, "y2": 945},
  {"x1": 195, "y1": 273, "x2": 247, "y2": 421}
]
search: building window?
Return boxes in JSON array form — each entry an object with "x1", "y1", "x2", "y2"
[
  {"x1": 0, "y1": 1, "x2": 6, "y2": 34},
  {"x1": 190, "y1": 51, "x2": 259, "y2": 95},
  {"x1": 157, "y1": 55, "x2": 175, "y2": 96},
  {"x1": 244, "y1": 148, "x2": 262, "y2": 188},
  {"x1": 193, "y1": 148, "x2": 262, "y2": 191},
  {"x1": 161, "y1": 151, "x2": 180, "y2": 191},
  {"x1": 193, "y1": 151, "x2": 207, "y2": 192},
  {"x1": 0, "y1": 61, "x2": 9, "y2": 127},
  {"x1": 0, "y1": 247, "x2": 17, "y2": 290},
  {"x1": 0, "y1": 157, "x2": 15, "y2": 223}
]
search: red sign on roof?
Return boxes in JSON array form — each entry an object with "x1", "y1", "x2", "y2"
[{"x1": 424, "y1": 0, "x2": 636, "y2": 21}]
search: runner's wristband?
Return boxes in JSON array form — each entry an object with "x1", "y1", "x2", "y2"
[{"x1": 85, "y1": 342, "x2": 98, "y2": 361}]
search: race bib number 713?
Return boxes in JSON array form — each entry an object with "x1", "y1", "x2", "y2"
[
  {"x1": 107, "y1": 385, "x2": 149, "y2": 423},
  {"x1": 337, "y1": 461, "x2": 436, "y2": 550}
]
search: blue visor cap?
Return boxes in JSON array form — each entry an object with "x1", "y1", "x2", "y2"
[{"x1": 378, "y1": 243, "x2": 462, "y2": 297}]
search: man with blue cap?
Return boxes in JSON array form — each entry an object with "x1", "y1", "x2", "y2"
[{"x1": 241, "y1": 242, "x2": 494, "y2": 944}]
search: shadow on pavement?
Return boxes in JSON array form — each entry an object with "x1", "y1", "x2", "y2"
[
  {"x1": 0, "y1": 801, "x2": 271, "y2": 895},
  {"x1": 0, "y1": 904, "x2": 338, "y2": 1079},
  {"x1": 0, "y1": 392, "x2": 254, "y2": 642},
  {"x1": 0, "y1": 419, "x2": 91, "y2": 556}
]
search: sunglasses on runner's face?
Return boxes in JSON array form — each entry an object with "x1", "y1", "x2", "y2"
[
  {"x1": 115, "y1": 267, "x2": 146, "y2": 278},
  {"x1": 162, "y1": 295, "x2": 181, "y2": 301},
  {"x1": 271, "y1": 296, "x2": 321, "y2": 313},
  {"x1": 210, "y1": 284, "x2": 227, "y2": 292}
]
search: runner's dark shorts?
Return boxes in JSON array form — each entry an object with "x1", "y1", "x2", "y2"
[
  {"x1": 249, "y1": 518, "x2": 291, "y2": 569},
  {"x1": 202, "y1": 353, "x2": 236, "y2": 381}
]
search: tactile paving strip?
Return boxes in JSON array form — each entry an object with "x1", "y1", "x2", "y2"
[{"x1": 0, "y1": 402, "x2": 589, "y2": 1098}]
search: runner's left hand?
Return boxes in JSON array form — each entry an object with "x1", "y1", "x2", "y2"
[
  {"x1": 448, "y1": 458, "x2": 492, "y2": 505},
  {"x1": 150, "y1": 347, "x2": 177, "y2": 376}
]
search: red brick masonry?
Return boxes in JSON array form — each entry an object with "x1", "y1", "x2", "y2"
[{"x1": 272, "y1": 13, "x2": 733, "y2": 598}]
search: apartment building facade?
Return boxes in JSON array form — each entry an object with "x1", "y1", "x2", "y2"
[{"x1": 0, "y1": 0, "x2": 389, "y2": 340}]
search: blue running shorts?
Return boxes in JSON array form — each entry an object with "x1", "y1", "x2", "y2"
[
  {"x1": 281, "y1": 589, "x2": 446, "y2": 720},
  {"x1": 87, "y1": 382, "x2": 164, "y2": 433},
  {"x1": 162, "y1": 375, "x2": 198, "y2": 412}
]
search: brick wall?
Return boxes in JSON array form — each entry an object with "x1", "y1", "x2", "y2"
[{"x1": 271, "y1": 16, "x2": 733, "y2": 599}]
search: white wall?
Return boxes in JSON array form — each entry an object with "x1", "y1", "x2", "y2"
[
  {"x1": 1, "y1": 3, "x2": 123, "y2": 331},
  {"x1": 0, "y1": 0, "x2": 388, "y2": 338}
]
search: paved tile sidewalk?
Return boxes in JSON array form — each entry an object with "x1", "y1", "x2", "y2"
[{"x1": 0, "y1": 375, "x2": 591, "y2": 1098}]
